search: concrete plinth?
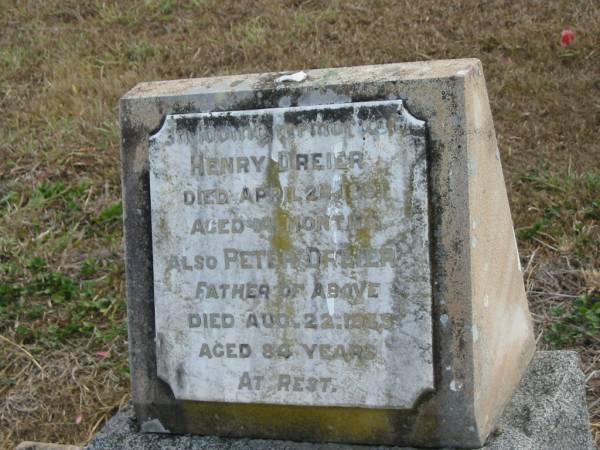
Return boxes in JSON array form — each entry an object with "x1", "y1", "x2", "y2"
[{"x1": 85, "y1": 351, "x2": 594, "y2": 450}]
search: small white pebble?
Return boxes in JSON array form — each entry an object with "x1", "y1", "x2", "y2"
[
  {"x1": 449, "y1": 379, "x2": 463, "y2": 392},
  {"x1": 275, "y1": 71, "x2": 307, "y2": 83}
]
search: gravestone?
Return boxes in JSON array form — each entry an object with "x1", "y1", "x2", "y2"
[{"x1": 119, "y1": 59, "x2": 536, "y2": 448}]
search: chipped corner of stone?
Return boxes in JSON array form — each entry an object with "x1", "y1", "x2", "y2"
[
  {"x1": 121, "y1": 80, "x2": 170, "y2": 100},
  {"x1": 452, "y1": 58, "x2": 483, "y2": 79},
  {"x1": 140, "y1": 417, "x2": 171, "y2": 434}
]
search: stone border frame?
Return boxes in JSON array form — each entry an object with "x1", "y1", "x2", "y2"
[{"x1": 119, "y1": 59, "x2": 534, "y2": 448}]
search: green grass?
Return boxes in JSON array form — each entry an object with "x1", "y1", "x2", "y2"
[
  {"x1": 0, "y1": 177, "x2": 126, "y2": 349},
  {"x1": 514, "y1": 170, "x2": 600, "y2": 258},
  {"x1": 546, "y1": 294, "x2": 600, "y2": 347}
]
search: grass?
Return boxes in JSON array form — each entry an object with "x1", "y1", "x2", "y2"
[
  {"x1": 514, "y1": 170, "x2": 600, "y2": 257},
  {"x1": 0, "y1": 0, "x2": 598, "y2": 447},
  {"x1": 546, "y1": 294, "x2": 599, "y2": 348}
]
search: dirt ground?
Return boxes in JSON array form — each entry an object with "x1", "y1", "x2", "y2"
[{"x1": 0, "y1": 1, "x2": 598, "y2": 448}]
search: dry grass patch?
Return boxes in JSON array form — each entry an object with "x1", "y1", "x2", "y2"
[
  {"x1": 1, "y1": 0, "x2": 598, "y2": 448},
  {"x1": 0, "y1": 344, "x2": 128, "y2": 447}
]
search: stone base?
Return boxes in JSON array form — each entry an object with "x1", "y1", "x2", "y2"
[
  {"x1": 16, "y1": 443, "x2": 81, "y2": 450},
  {"x1": 85, "y1": 351, "x2": 594, "y2": 450}
]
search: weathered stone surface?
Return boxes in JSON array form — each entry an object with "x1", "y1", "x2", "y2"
[
  {"x1": 15, "y1": 442, "x2": 81, "y2": 450},
  {"x1": 119, "y1": 59, "x2": 535, "y2": 447},
  {"x1": 86, "y1": 351, "x2": 595, "y2": 450},
  {"x1": 149, "y1": 100, "x2": 432, "y2": 409}
]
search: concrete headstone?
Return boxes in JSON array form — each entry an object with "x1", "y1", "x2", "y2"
[{"x1": 119, "y1": 59, "x2": 535, "y2": 448}]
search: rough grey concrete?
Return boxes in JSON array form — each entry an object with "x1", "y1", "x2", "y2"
[{"x1": 85, "y1": 351, "x2": 594, "y2": 450}]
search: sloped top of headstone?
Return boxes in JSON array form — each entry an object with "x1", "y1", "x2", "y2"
[{"x1": 121, "y1": 59, "x2": 480, "y2": 100}]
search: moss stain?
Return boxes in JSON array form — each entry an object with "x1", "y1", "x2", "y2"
[
  {"x1": 266, "y1": 158, "x2": 292, "y2": 252},
  {"x1": 181, "y1": 400, "x2": 396, "y2": 443},
  {"x1": 264, "y1": 155, "x2": 295, "y2": 350},
  {"x1": 356, "y1": 226, "x2": 371, "y2": 247},
  {"x1": 341, "y1": 173, "x2": 355, "y2": 209},
  {"x1": 339, "y1": 170, "x2": 392, "y2": 260}
]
